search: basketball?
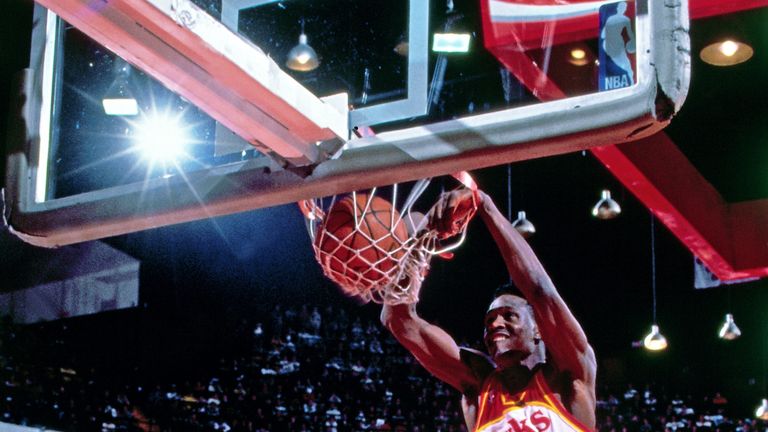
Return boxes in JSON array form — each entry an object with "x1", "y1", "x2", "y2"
[{"x1": 314, "y1": 193, "x2": 409, "y2": 295}]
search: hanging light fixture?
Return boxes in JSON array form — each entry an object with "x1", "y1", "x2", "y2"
[
  {"x1": 643, "y1": 325, "x2": 668, "y2": 351},
  {"x1": 756, "y1": 399, "x2": 768, "y2": 420},
  {"x1": 718, "y1": 313, "x2": 741, "y2": 340},
  {"x1": 286, "y1": 19, "x2": 319, "y2": 72},
  {"x1": 505, "y1": 164, "x2": 535, "y2": 238},
  {"x1": 591, "y1": 189, "x2": 621, "y2": 219},
  {"x1": 512, "y1": 211, "x2": 536, "y2": 238},
  {"x1": 643, "y1": 215, "x2": 667, "y2": 351},
  {"x1": 700, "y1": 39, "x2": 753, "y2": 66}
]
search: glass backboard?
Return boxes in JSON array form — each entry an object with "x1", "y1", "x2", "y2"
[{"x1": 3, "y1": 0, "x2": 690, "y2": 246}]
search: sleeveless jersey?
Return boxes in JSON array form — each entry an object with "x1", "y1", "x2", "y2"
[{"x1": 473, "y1": 370, "x2": 592, "y2": 432}]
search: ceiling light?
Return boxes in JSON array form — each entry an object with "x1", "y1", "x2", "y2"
[
  {"x1": 719, "y1": 40, "x2": 738, "y2": 56},
  {"x1": 133, "y1": 113, "x2": 189, "y2": 162},
  {"x1": 286, "y1": 33, "x2": 320, "y2": 72},
  {"x1": 700, "y1": 39, "x2": 753, "y2": 66},
  {"x1": 757, "y1": 399, "x2": 768, "y2": 420},
  {"x1": 591, "y1": 189, "x2": 621, "y2": 219},
  {"x1": 643, "y1": 324, "x2": 668, "y2": 351},
  {"x1": 643, "y1": 216, "x2": 667, "y2": 352},
  {"x1": 718, "y1": 313, "x2": 741, "y2": 340},
  {"x1": 568, "y1": 48, "x2": 589, "y2": 66},
  {"x1": 432, "y1": 33, "x2": 471, "y2": 53},
  {"x1": 512, "y1": 211, "x2": 536, "y2": 238}
]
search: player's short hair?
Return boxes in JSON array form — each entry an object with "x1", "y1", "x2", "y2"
[
  {"x1": 490, "y1": 282, "x2": 534, "y2": 318},
  {"x1": 493, "y1": 282, "x2": 525, "y2": 300}
]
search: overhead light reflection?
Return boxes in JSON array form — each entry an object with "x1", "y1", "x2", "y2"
[
  {"x1": 133, "y1": 112, "x2": 190, "y2": 162},
  {"x1": 568, "y1": 48, "x2": 589, "y2": 66}
]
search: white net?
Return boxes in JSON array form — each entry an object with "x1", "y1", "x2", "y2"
[{"x1": 300, "y1": 178, "x2": 472, "y2": 305}]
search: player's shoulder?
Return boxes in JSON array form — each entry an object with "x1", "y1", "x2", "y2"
[
  {"x1": 541, "y1": 361, "x2": 596, "y2": 400},
  {"x1": 459, "y1": 347, "x2": 495, "y2": 394}
]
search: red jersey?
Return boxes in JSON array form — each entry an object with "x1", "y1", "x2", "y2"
[{"x1": 474, "y1": 370, "x2": 592, "y2": 432}]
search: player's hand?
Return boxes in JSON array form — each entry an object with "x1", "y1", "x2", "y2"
[{"x1": 427, "y1": 188, "x2": 479, "y2": 239}]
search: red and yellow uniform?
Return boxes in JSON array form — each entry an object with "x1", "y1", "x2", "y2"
[{"x1": 474, "y1": 370, "x2": 592, "y2": 432}]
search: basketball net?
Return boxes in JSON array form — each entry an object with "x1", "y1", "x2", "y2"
[{"x1": 298, "y1": 172, "x2": 478, "y2": 305}]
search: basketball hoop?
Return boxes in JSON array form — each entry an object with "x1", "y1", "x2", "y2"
[{"x1": 299, "y1": 172, "x2": 478, "y2": 305}]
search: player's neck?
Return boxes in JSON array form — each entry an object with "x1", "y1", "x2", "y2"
[
  {"x1": 495, "y1": 350, "x2": 544, "y2": 371},
  {"x1": 495, "y1": 361, "x2": 543, "y2": 391}
]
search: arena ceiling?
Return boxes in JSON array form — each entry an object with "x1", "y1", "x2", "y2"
[{"x1": 0, "y1": 1, "x2": 767, "y2": 319}]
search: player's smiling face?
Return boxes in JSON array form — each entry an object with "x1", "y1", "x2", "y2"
[{"x1": 483, "y1": 294, "x2": 539, "y2": 361}]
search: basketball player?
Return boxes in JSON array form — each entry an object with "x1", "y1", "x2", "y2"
[{"x1": 381, "y1": 188, "x2": 596, "y2": 431}]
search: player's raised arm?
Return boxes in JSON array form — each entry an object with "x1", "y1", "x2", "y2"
[
  {"x1": 380, "y1": 300, "x2": 480, "y2": 394},
  {"x1": 475, "y1": 190, "x2": 596, "y2": 386}
]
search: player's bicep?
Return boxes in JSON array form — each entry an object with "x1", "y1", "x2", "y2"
[{"x1": 382, "y1": 305, "x2": 478, "y2": 392}]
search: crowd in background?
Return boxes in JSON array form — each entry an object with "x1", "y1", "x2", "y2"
[{"x1": 0, "y1": 304, "x2": 765, "y2": 431}]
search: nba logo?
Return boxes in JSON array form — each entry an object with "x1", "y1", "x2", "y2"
[{"x1": 598, "y1": 1, "x2": 636, "y2": 91}]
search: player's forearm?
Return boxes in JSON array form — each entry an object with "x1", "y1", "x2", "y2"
[{"x1": 476, "y1": 190, "x2": 555, "y2": 298}]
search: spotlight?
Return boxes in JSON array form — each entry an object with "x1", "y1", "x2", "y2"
[
  {"x1": 700, "y1": 39, "x2": 753, "y2": 66},
  {"x1": 592, "y1": 189, "x2": 621, "y2": 219},
  {"x1": 512, "y1": 211, "x2": 536, "y2": 238},
  {"x1": 756, "y1": 399, "x2": 768, "y2": 420},
  {"x1": 286, "y1": 33, "x2": 320, "y2": 72},
  {"x1": 718, "y1": 313, "x2": 741, "y2": 340},
  {"x1": 133, "y1": 113, "x2": 189, "y2": 162},
  {"x1": 643, "y1": 324, "x2": 668, "y2": 351}
]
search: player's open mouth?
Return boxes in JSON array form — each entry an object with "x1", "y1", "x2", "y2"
[{"x1": 489, "y1": 332, "x2": 510, "y2": 342}]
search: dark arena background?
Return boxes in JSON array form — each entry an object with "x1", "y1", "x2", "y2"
[{"x1": 2, "y1": 0, "x2": 768, "y2": 431}]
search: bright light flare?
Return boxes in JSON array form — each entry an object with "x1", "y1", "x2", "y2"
[
  {"x1": 719, "y1": 40, "x2": 739, "y2": 57},
  {"x1": 133, "y1": 113, "x2": 190, "y2": 162}
]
